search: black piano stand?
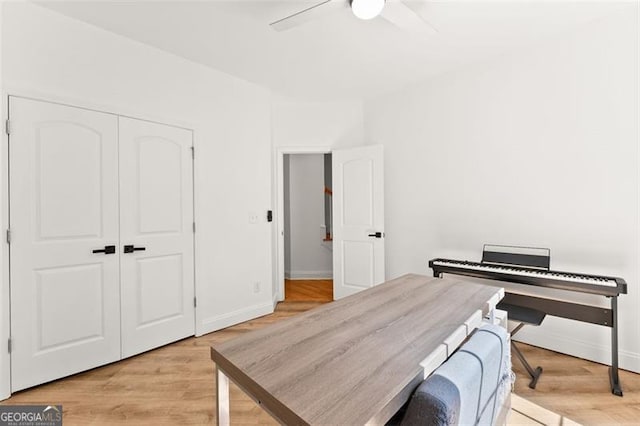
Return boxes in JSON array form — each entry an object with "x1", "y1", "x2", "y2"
[
  {"x1": 609, "y1": 296, "x2": 623, "y2": 396},
  {"x1": 610, "y1": 367, "x2": 623, "y2": 397}
]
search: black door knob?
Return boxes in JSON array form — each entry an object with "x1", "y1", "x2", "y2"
[
  {"x1": 123, "y1": 245, "x2": 146, "y2": 253},
  {"x1": 368, "y1": 232, "x2": 383, "y2": 238},
  {"x1": 92, "y1": 245, "x2": 116, "y2": 254}
]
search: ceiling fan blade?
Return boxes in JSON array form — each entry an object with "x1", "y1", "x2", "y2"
[
  {"x1": 270, "y1": 0, "x2": 349, "y2": 32},
  {"x1": 380, "y1": 1, "x2": 438, "y2": 39}
]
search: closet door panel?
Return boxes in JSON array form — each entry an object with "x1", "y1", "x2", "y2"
[
  {"x1": 9, "y1": 97, "x2": 121, "y2": 391},
  {"x1": 119, "y1": 117, "x2": 194, "y2": 358}
]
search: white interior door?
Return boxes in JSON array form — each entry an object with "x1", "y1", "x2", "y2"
[
  {"x1": 9, "y1": 97, "x2": 121, "y2": 391},
  {"x1": 332, "y1": 145, "x2": 385, "y2": 299},
  {"x1": 119, "y1": 117, "x2": 195, "y2": 358}
]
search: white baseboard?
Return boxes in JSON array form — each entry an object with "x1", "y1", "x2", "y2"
[
  {"x1": 197, "y1": 301, "x2": 274, "y2": 336},
  {"x1": 286, "y1": 270, "x2": 333, "y2": 280},
  {"x1": 515, "y1": 328, "x2": 640, "y2": 373}
]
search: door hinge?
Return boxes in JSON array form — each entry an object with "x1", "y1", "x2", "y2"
[
  {"x1": 194, "y1": 297, "x2": 197, "y2": 308},
  {"x1": 193, "y1": 222, "x2": 196, "y2": 233},
  {"x1": 7, "y1": 338, "x2": 11, "y2": 354},
  {"x1": 6, "y1": 229, "x2": 11, "y2": 244},
  {"x1": 191, "y1": 146, "x2": 194, "y2": 159},
  {"x1": 5, "y1": 120, "x2": 11, "y2": 135}
]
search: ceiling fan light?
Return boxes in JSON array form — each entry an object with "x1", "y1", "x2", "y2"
[{"x1": 351, "y1": 0, "x2": 385, "y2": 20}]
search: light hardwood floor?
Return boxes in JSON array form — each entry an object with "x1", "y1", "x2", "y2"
[
  {"x1": 1, "y1": 280, "x2": 638, "y2": 425},
  {"x1": 284, "y1": 278, "x2": 333, "y2": 302},
  {"x1": 511, "y1": 342, "x2": 639, "y2": 425}
]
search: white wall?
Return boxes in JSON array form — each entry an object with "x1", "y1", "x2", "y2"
[
  {"x1": 364, "y1": 10, "x2": 639, "y2": 372},
  {"x1": 2, "y1": 1, "x2": 274, "y2": 357},
  {"x1": 285, "y1": 154, "x2": 332, "y2": 279},
  {"x1": 271, "y1": 97, "x2": 364, "y2": 149}
]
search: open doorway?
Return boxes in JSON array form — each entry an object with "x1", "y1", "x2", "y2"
[
  {"x1": 275, "y1": 145, "x2": 385, "y2": 303},
  {"x1": 283, "y1": 153, "x2": 333, "y2": 302}
]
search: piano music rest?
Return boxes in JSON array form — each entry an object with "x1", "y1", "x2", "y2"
[{"x1": 497, "y1": 302, "x2": 546, "y2": 389}]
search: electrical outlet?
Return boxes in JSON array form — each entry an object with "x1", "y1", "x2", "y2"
[
  {"x1": 253, "y1": 282, "x2": 261, "y2": 293},
  {"x1": 249, "y1": 212, "x2": 258, "y2": 224}
]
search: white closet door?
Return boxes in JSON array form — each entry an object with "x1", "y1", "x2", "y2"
[
  {"x1": 9, "y1": 97, "x2": 121, "y2": 391},
  {"x1": 119, "y1": 117, "x2": 195, "y2": 358}
]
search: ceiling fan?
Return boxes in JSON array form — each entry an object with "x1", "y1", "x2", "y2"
[{"x1": 269, "y1": 0, "x2": 437, "y2": 39}]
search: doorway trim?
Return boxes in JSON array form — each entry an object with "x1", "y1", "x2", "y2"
[{"x1": 274, "y1": 146, "x2": 331, "y2": 303}]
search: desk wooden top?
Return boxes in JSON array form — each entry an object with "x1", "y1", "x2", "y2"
[{"x1": 211, "y1": 274, "x2": 502, "y2": 425}]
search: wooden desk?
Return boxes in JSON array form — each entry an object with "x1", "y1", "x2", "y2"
[{"x1": 211, "y1": 274, "x2": 503, "y2": 425}]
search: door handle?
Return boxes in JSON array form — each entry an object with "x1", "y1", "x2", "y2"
[
  {"x1": 123, "y1": 245, "x2": 146, "y2": 253},
  {"x1": 92, "y1": 245, "x2": 116, "y2": 254},
  {"x1": 368, "y1": 232, "x2": 383, "y2": 238}
]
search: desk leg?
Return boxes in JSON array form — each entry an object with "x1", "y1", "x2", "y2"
[
  {"x1": 609, "y1": 296, "x2": 623, "y2": 397},
  {"x1": 216, "y1": 365, "x2": 230, "y2": 425}
]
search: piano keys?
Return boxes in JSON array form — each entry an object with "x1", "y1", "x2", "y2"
[{"x1": 429, "y1": 258, "x2": 626, "y2": 296}]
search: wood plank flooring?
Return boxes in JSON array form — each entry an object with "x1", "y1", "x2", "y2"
[
  {"x1": 511, "y1": 341, "x2": 640, "y2": 425},
  {"x1": 1, "y1": 280, "x2": 638, "y2": 425},
  {"x1": 284, "y1": 279, "x2": 332, "y2": 302},
  {"x1": 510, "y1": 394, "x2": 581, "y2": 426}
]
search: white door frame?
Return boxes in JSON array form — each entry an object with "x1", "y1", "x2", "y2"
[{"x1": 274, "y1": 147, "x2": 331, "y2": 302}]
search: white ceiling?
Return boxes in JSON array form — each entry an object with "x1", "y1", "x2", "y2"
[{"x1": 37, "y1": 1, "x2": 628, "y2": 100}]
